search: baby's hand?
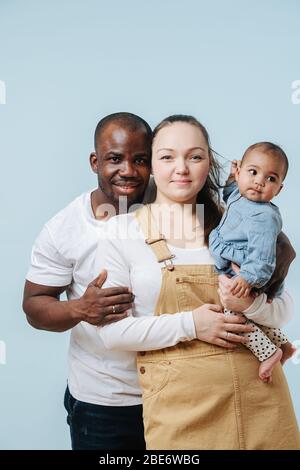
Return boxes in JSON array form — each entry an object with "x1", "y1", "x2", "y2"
[
  {"x1": 228, "y1": 160, "x2": 240, "y2": 180},
  {"x1": 230, "y1": 276, "x2": 252, "y2": 298}
]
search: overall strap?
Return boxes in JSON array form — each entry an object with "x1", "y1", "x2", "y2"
[{"x1": 135, "y1": 205, "x2": 175, "y2": 271}]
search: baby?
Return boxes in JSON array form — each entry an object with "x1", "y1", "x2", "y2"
[{"x1": 209, "y1": 142, "x2": 296, "y2": 382}]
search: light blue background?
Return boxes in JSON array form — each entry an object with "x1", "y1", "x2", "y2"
[{"x1": 0, "y1": 0, "x2": 299, "y2": 450}]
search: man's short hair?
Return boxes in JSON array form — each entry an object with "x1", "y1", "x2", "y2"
[{"x1": 94, "y1": 112, "x2": 152, "y2": 150}]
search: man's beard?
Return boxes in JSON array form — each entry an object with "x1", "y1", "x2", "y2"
[
  {"x1": 98, "y1": 179, "x2": 117, "y2": 202},
  {"x1": 98, "y1": 177, "x2": 144, "y2": 211}
]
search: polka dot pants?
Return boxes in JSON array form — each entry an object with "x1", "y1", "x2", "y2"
[{"x1": 224, "y1": 309, "x2": 288, "y2": 362}]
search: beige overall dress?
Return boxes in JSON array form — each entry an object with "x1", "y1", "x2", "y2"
[{"x1": 135, "y1": 205, "x2": 300, "y2": 450}]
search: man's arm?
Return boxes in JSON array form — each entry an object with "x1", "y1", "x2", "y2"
[
  {"x1": 23, "y1": 272, "x2": 133, "y2": 333},
  {"x1": 256, "y1": 231, "x2": 296, "y2": 300},
  {"x1": 23, "y1": 281, "x2": 74, "y2": 332},
  {"x1": 24, "y1": 223, "x2": 133, "y2": 332}
]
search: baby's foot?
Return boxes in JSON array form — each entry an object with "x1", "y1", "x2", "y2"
[
  {"x1": 281, "y1": 341, "x2": 297, "y2": 366},
  {"x1": 259, "y1": 349, "x2": 283, "y2": 383}
]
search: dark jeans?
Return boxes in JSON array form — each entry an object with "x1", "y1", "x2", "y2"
[{"x1": 64, "y1": 386, "x2": 146, "y2": 450}]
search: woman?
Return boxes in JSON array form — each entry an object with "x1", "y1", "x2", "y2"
[{"x1": 94, "y1": 115, "x2": 299, "y2": 449}]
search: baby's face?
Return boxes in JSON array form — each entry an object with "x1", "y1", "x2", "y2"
[{"x1": 236, "y1": 150, "x2": 284, "y2": 202}]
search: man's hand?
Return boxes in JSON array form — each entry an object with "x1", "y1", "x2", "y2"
[
  {"x1": 75, "y1": 271, "x2": 134, "y2": 326},
  {"x1": 22, "y1": 273, "x2": 134, "y2": 332}
]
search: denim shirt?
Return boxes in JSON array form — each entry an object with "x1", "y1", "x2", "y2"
[{"x1": 209, "y1": 181, "x2": 282, "y2": 287}]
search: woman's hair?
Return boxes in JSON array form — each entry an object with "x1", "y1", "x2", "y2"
[{"x1": 152, "y1": 114, "x2": 223, "y2": 244}]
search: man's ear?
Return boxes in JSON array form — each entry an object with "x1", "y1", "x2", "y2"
[{"x1": 90, "y1": 152, "x2": 98, "y2": 174}]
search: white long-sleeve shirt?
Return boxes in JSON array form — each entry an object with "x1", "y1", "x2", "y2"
[{"x1": 95, "y1": 213, "x2": 293, "y2": 354}]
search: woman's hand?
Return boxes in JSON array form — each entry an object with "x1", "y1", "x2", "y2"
[
  {"x1": 192, "y1": 304, "x2": 255, "y2": 349},
  {"x1": 218, "y1": 274, "x2": 254, "y2": 311}
]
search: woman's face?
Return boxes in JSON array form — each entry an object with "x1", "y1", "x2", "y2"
[{"x1": 152, "y1": 122, "x2": 210, "y2": 205}]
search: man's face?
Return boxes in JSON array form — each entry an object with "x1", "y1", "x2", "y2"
[{"x1": 90, "y1": 123, "x2": 151, "y2": 207}]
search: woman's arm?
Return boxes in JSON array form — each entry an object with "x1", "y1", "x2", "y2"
[
  {"x1": 242, "y1": 290, "x2": 293, "y2": 328},
  {"x1": 94, "y1": 218, "x2": 254, "y2": 351},
  {"x1": 98, "y1": 312, "x2": 196, "y2": 351},
  {"x1": 218, "y1": 275, "x2": 293, "y2": 328},
  {"x1": 99, "y1": 303, "x2": 253, "y2": 351},
  {"x1": 94, "y1": 218, "x2": 196, "y2": 350}
]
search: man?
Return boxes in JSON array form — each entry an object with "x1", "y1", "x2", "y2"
[
  {"x1": 23, "y1": 112, "x2": 295, "y2": 450},
  {"x1": 23, "y1": 113, "x2": 153, "y2": 450}
]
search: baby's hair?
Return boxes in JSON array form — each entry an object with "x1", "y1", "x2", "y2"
[{"x1": 242, "y1": 142, "x2": 289, "y2": 180}]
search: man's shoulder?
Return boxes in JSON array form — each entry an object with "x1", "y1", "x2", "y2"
[
  {"x1": 43, "y1": 190, "x2": 94, "y2": 247},
  {"x1": 45, "y1": 191, "x2": 91, "y2": 228},
  {"x1": 99, "y1": 211, "x2": 141, "y2": 244},
  {"x1": 104, "y1": 211, "x2": 137, "y2": 232}
]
